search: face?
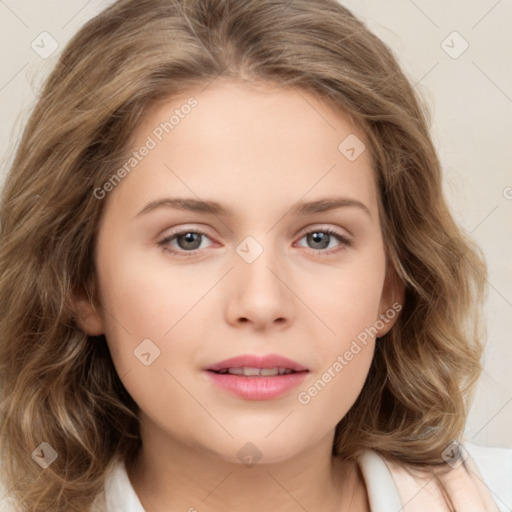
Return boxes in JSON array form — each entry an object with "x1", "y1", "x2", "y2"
[{"x1": 81, "y1": 80, "x2": 400, "y2": 465}]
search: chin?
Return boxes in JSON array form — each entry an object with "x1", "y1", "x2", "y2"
[{"x1": 205, "y1": 435, "x2": 313, "y2": 467}]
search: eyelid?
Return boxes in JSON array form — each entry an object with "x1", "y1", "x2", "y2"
[
  {"x1": 158, "y1": 224, "x2": 217, "y2": 243},
  {"x1": 296, "y1": 223, "x2": 352, "y2": 240}
]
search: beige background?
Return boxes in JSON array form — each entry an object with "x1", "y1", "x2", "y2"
[{"x1": 0, "y1": 0, "x2": 511, "y2": 448}]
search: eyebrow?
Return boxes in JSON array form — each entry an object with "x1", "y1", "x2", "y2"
[{"x1": 136, "y1": 196, "x2": 371, "y2": 218}]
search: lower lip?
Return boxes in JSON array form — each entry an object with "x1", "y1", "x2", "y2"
[{"x1": 205, "y1": 371, "x2": 309, "y2": 400}]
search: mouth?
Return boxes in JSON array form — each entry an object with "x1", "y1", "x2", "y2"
[
  {"x1": 208, "y1": 367, "x2": 306, "y2": 376},
  {"x1": 205, "y1": 353, "x2": 309, "y2": 373},
  {"x1": 204, "y1": 354, "x2": 309, "y2": 400}
]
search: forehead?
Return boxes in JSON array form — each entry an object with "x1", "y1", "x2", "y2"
[
  {"x1": 136, "y1": 79, "x2": 365, "y2": 158},
  {"x1": 109, "y1": 79, "x2": 378, "y2": 219}
]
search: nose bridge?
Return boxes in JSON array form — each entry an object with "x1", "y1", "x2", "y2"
[
  {"x1": 235, "y1": 233, "x2": 284, "y2": 291},
  {"x1": 228, "y1": 232, "x2": 292, "y2": 326}
]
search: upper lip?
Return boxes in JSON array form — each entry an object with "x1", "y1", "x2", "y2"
[{"x1": 206, "y1": 354, "x2": 309, "y2": 372}]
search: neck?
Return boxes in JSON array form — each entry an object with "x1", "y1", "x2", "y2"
[{"x1": 127, "y1": 421, "x2": 368, "y2": 512}]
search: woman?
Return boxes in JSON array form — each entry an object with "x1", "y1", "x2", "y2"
[{"x1": 0, "y1": 0, "x2": 510, "y2": 510}]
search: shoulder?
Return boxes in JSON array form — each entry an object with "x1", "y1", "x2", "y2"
[
  {"x1": 100, "y1": 458, "x2": 145, "y2": 512},
  {"x1": 86, "y1": 458, "x2": 145, "y2": 511},
  {"x1": 358, "y1": 441, "x2": 511, "y2": 512},
  {"x1": 464, "y1": 441, "x2": 512, "y2": 511},
  {"x1": 0, "y1": 459, "x2": 141, "y2": 512},
  {"x1": 385, "y1": 441, "x2": 511, "y2": 512}
]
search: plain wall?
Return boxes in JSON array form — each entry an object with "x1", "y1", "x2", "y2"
[{"x1": 0, "y1": 0, "x2": 511, "y2": 448}]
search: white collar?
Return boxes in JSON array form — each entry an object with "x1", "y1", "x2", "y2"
[{"x1": 101, "y1": 450, "x2": 400, "y2": 512}]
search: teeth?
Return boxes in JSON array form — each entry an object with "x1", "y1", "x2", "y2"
[
  {"x1": 226, "y1": 367, "x2": 244, "y2": 375},
  {"x1": 241, "y1": 367, "x2": 261, "y2": 376},
  {"x1": 217, "y1": 367, "x2": 295, "y2": 376},
  {"x1": 260, "y1": 368, "x2": 279, "y2": 376}
]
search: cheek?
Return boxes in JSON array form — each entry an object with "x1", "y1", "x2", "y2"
[
  {"x1": 294, "y1": 253, "x2": 384, "y2": 413},
  {"x1": 304, "y1": 252, "x2": 386, "y2": 342},
  {"x1": 96, "y1": 241, "x2": 208, "y2": 339},
  {"x1": 94, "y1": 251, "x2": 199, "y2": 422},
  {"x1": 94, "y1": 240, "x2": 217, "y2": 410},
  {"x1": 296, "y1": 340, "x2": 375, "y2": 425}
]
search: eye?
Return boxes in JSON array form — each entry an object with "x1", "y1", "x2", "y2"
[
  {"x1": 295, "y1": 227, "x2": 352, "y2": 256},
  {"x1": 157, "y1": 226, "x2": 352, "y2": 258},
  {"x1": 158, "y1": 229, "x2": 215, "y2": 258}
]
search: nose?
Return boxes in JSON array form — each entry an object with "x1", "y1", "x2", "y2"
[{"x1": 225, "y1": 242, "x2": 294, "y2": 331}]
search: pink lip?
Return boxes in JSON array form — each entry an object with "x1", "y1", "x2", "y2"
[
  {"x1": 205, "y1": 353, "x2": 308, "y2": 372},
  {"x1": 204, "y1": 353, "x2": 309, "y2": 400},
  {"x1": 205, "y1": 371, "x2": 308, "y2": 400}
]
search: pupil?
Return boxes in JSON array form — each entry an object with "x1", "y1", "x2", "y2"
[
  {"x1": 308, "y1": 232, "x2": 329, "y2": 249},
  {"x1": 178, "y1": 232, "x2": 201, "y2": 250}
]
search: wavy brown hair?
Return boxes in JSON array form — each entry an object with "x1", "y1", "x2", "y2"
[{"x1": 0, "y1": 0, "x2": 487, "y2": 510}]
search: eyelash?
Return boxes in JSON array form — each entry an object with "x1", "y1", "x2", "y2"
[{"x1": 157, "y1": 227, "x2": 352, "y2": 258}]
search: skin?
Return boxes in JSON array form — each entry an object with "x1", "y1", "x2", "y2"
[{"x1": 77, "y1": 79, "x2": 402, "y2": 511}]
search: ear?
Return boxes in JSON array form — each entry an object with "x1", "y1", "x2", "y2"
[
  {"x1": 375, "y1": 263, "x2": 405, "y2": 338},
  {"x1": 73, "y1": 286, "x2": 105, "y2": 336}
]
